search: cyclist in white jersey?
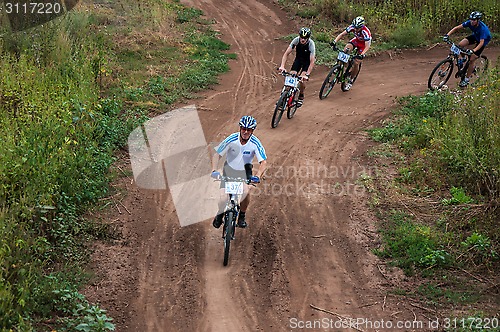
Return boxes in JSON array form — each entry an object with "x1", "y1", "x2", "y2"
[{"x1": 211, "y1": 116, "x2": 267, "y2": 228}]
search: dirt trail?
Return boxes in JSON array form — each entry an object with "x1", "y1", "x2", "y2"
[{"x1": 83, "y1": 1, "x2": 499, "y2": 331}]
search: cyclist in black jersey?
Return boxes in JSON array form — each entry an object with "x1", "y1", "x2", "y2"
[{"x1": 278, "y1": 27, "x2": 316, "y2": 107}]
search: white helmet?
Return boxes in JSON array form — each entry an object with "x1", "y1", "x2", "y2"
[{"x1": 352, "y1": 16, "x2": 365, "y2": 28}]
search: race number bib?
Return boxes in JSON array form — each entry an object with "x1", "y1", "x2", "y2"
[
  {"x1": 450, "y1": 44, "x2": 461, "y2": 55},
  {"x1": 225, "y1": 182, "x2": 244, "y2": 194},
  {"x1": 337, "y1": 51, "x2": 350, "y2": 63},
  {"x1": 284, "y1": 76, "x2": 299, "y2": 88}
]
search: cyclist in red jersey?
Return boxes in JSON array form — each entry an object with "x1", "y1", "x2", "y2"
[{"x1": 331, "y1": 16, "x2": 372, "y2": 91}]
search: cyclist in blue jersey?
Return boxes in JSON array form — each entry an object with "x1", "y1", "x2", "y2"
[
  {"x1": 211, "y1": 116, "x2": 267, "y2": 229},
  {"x1": 279, "y1": 27, "x2": 316, "y2": 107},
  {"x1": 443, "y1": 11, "x2": 492, "y2": 87}
]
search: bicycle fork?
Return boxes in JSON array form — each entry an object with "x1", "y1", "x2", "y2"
[{"x1": 223, "y1": 199, "x2": 238, "y2": 240}]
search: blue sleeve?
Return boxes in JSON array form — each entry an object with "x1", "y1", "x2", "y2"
[
  {"x1": 462, "y1": 20, "x2": 471, "y2": 28},
  {"x1": 215, "y1": 133, "x2": 238, "y2": 155},
  {"x1": 478, "y1": 23, "x2": 492, "y2": 41},
  {"x1": 250, "y1": 136, "x2": 267, "y2": 162}
]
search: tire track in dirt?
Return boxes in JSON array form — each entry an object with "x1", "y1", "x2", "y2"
[{"x1": 83, "y1": 0, "x2": 500, "y2": 330}]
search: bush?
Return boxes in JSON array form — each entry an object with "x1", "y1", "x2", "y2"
[{"x1": 390, "y1": 16, "x2": 426, "y2": 48}]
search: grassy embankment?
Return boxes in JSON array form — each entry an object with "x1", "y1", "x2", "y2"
[{"x1": 0, "y1": 0, "x2": 233, "y2": 330}]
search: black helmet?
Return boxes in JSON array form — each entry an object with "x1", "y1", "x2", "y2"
[
  {"x1": 299, "y1": 27, "x2": 311, "y2": 39},
  {"x1": 469, "y1": 11, "x2": 482, "y2": 20}
]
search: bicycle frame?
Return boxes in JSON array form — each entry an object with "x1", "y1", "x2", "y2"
[
  {"x1": 271, "y1": 71, "x2": 302, "y2": 128},
  {"x1": 447, "y1": 42, "x2": 472, "y2": 78},
  {"x1": 319, "y1": 46, "x2": 361, "y2": 99},
  {"x1": 219, "y1": 176, "x2": 247, "y2": 266},
  {"x1": 280, "y1": 71, "x2": 303, "y2": 106},
  {"x1": 336, "y1": 47, "x2": 360, "y2": 84},
  {"x1": 428, "y1": 40, "x2": 488, "y2": 90}
]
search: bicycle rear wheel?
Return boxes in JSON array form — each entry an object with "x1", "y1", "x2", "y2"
[
  {"x1": 286, "y1": 90, "x2": 299, "y2": 119},
  {"x1": 271, "y1": 91, "x2": 287, "y2": 128},
  {"x1": 319, "y1": 65, "x2": 341, "y2": 100},
  {"x1": 428, "y1": 59, "x2": 453, "y2": 90},
  {"x1": 223, "y1": 211, "x2": 234, "y2": 266}
]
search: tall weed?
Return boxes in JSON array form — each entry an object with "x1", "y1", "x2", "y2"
[{"x1": 431, "y1": 68, "x2": 500, "y2": 198}]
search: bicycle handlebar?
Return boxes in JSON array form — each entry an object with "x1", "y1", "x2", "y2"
[
  {"x1": 329, "y1": 45, "x2": 363, "y2": 60},
  {"x1": 276, "y1": 68, "x2": 307, "y2": 81},
  {"x1": 214, "y1": 175, "x2": 258, "y2": 185}
]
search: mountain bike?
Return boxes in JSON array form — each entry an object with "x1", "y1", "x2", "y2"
[
  {"x1": 319, "y1": 45, "x2": 362, "y2": 99},
  {"x1": 271, "y1": 70, "x2": 302, "y2": 128},
  {"x1": 428, "y1": 39, "x2": 488, "y2": 90},
  {"x1": 217, "y1": 176, "x2": 251, "y2": 266}
]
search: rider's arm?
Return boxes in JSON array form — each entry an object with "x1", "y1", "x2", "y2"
[
  {"x1": 211, "y1": 152, "x2": 221, "y2": 171},
  {"x1": 279, "y1": 46, "x2": 293, "y2": 70},
  {"x1": 305, "y1": 41, "x2": 315, "y2": 77},
  {"x1": 473, "y1": 39, "x2": 485, "y2": 54},
  {"x1": 361, "y1": 39, "x2": 371, "y2": 55},
  {"x1": 254, "y1": 159, "x2": 267, "y2": 178},
  {"x1": 334, "y1": 30, "x2": 347, "y2": 43},
  {"x1": 306, "y1": 54, "x2": 315, "y2": 77},
  {"x1": 446, "y1": 24, "x2": 463, "y2": 36}
]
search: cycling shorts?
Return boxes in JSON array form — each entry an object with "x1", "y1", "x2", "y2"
[
  {"x1": 349, "y1": 38, "x2": 367, "y2": 55},
  {"x1": 220, "y1": 163, "x2": 252, "y2": 188},
  {"x1": 466, "y1": 35, "x2": 486, "y2": 55},
  {"x1": 291, "y1": 58, "x2": 310, "y2": 74}
]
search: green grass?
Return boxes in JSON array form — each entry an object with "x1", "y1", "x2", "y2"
[
  {"x1": 277, "y1": 0, "x2": 500, "y2": 50},
  {"x1": 374, "y1": 210, "x2": 450, "y2": 275},
  {"x1": 0, "y1": 0, "x2": 234, "y2": 330}
]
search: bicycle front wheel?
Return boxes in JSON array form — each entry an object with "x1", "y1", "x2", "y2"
[
  {"x1": 271, "y1": 90, "x2": 287, "y2": 128},
  {"x1": 319, "y1": 65, "x2": 341, "y2": 100},
  {"x1": 428, "y1": 59, "x2": 453, "y2": 90},
  {"x1": 287, "y1": 90, "x2": 299, "y2": 119},
  {"x1": 223, "y1": 211, "x2": 234, "y2": 266}
]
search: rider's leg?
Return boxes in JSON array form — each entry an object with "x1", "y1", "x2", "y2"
[
  {"x1": 344, "y1": 43, "x2": 354, "y2": 53},
  {"x1": 299, "y1": 80, "x2": 306, "y2": 96},
  {"x1": 351, "y1": 58, "x2": 362, "y2": 78},
  {"x1": 343, "y1": 43, "x2": 355, "y2": 78},
  {"x1": 466, "y1": 42, "x2": 485, "y2": 79},
  {"x1": 212, "y1": 188, "x2": 226, "y2": 228},
  {"x1": 466, "y1": 55, "x2": 478, "y2": 78},
  {"x1": 458, "y1": 37, "x2": 470, "y2": 48},
  {"x1": 238, "y1": 185, "x2": 252, "y2": 227}
]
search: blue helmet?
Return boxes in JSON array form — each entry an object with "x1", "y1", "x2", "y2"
[{"x1": 239, "y1": 115, "x2": 257, "y2": 129}]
